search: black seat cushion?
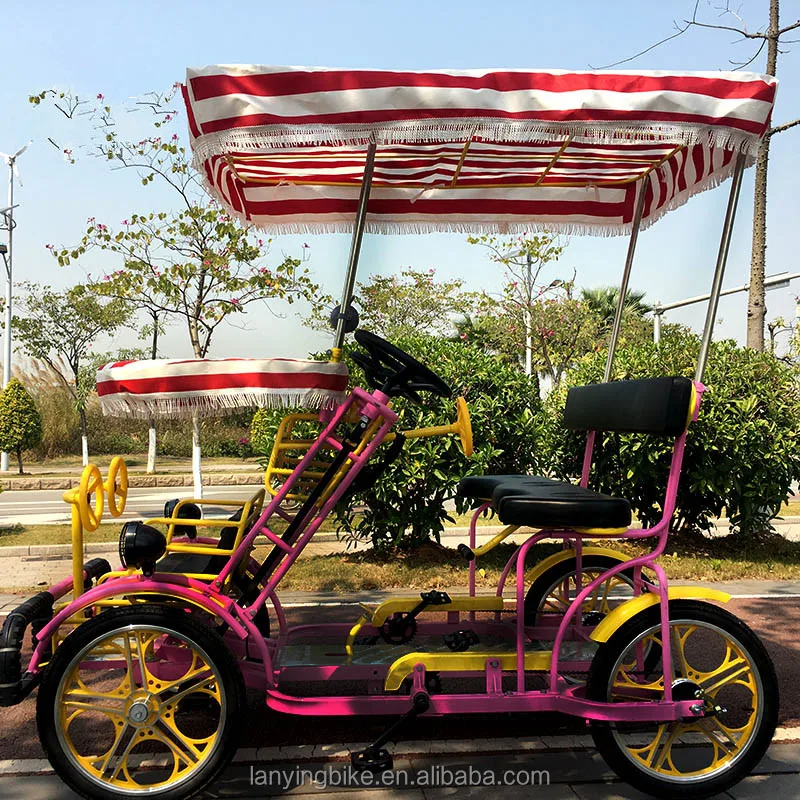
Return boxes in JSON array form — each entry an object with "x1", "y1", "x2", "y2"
[
  {"x1": 157, "y1": 552, "x2": 220, "y2": 575},
  {"x1": 565, "y1": 377, "x2": 693, "y2": 437},
  {"x1": 493, "y1": 479, "x2": 631, "y2": 529},
  {"x1": 457, "y1": 474, "x2": 561, "y2": 500}
]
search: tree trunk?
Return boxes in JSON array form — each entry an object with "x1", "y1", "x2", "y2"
[
  {"x1": 146, "y1": 313, "x2": 159, "y2": 474},
  {"x1": 79, "y1": 408, "x2": 89, "y2": 467},
  {"x1": 16, "y1": 446, "x2": 23, "y2": 475},
  {"x1": 192, "y1": 413, "x2": 203, "y2": 498},
  {"x1": 746, "y1": 0, "x2": 779, "y2": 351},
  {"x1": 146, "y1": 420, "x2": 157, "y2": 474}
]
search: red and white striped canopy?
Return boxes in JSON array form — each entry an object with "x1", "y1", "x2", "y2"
[
  {"x1": 97, "y1": 357, "x2": 349, "y2": 418},
  {"x1": 183, "y1": 66, "x2": 776, "y2": 236}
]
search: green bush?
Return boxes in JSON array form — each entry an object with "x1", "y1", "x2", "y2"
[
  {"x1": 0, "y1": 378, "x2": 43, "y2": 473},
  {"x1": 542, "y1": 331, "x2": 800, "y2": 537},
  {"x1": 334, "y1": 333, "x2": 544, "y2": 551}
]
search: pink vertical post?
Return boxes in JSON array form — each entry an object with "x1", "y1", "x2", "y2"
[{"x1": 580, "y1": 431, "x2": 595, "y2": 488}]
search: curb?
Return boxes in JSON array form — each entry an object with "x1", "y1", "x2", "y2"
[
  {"x1": 1, "y1": 728, "x2": 797, "y2": 777},
  {"x1": 0, "y1": 473, "x2": 265, "y2": 491}
]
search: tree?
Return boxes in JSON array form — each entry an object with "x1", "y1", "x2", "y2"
[
  {"x1": 356, "y1": 268, "x2": 478, "y2": 339},
  {"x1": 32, "y1": 86, "x2": 322, "y2": 493},
  {"x1": 13, "y1": 282, "x2": 130, "y2": 465},
  {"x1": 467, "y1": 233, "x2": 601, "y2": 387},
  {"x1": 308, "y1": 267, "x2": 478, "y2": 341},
  {"x1": 581, "y1": 286, "x2": 651, "y2": 328},
  {"x1": 595, "y1": 1, "x2": 800, "y2": 350},
  {"x1": 89, "y1": 275, "x2": 170, "y2": 474},
  {"x1": 0, "y1": 378, "x2": 42, "y2": 474}
]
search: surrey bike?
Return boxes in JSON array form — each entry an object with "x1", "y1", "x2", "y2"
[{"x1": 0, "y1": 63, "x2": 780, "y2": 799}]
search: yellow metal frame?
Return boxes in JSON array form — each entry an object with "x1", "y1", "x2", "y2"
[
  {"x1": 524, "y1": 546, "x2": 633, "y2": 586},
  {"x1": 384, "y1": 650, "x2": 552, "y2": 692},
  {"x1": 589, "y1": 586, "x2": 731, "y2": 643},
  {"x1": 370, "y1": 595, "x2": 504, "y2": 628},
  {"x1": 139, "y1": 488, "x2": 267, "y2": 581},
  {"x1": 264, "y1": 397, "x2": 474, "y2": 502}
]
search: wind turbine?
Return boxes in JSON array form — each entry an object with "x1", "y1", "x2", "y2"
[{"x1": 0, "y1": 142, "x2": 31, "y2": 471}]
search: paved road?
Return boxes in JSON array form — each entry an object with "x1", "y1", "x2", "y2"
[{"x1": 0, "y1": 485, "x2": 263, "y2": 526}]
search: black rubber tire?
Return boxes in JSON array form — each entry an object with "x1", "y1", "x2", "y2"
[
  {"x1": 524, "y1": 554, "x2": 649, "y2": 626},
  {"x1": 36, "y1": 605, "x2": 246, "y2": 800},
  {"x1": 586, "y1": 600, "x2": 779, "y2": 799}
]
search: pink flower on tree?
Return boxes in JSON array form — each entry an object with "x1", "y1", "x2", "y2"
[{"x1": 96, "y1": 93, "x2": 104, "y2": 101}]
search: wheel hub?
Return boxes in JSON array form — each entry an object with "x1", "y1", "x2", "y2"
[{"x1": 125, "y1": 693, "x2": 159, "y2": 726}]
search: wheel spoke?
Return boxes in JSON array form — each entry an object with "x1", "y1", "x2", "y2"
[
  {"x1": 152, "y1": 721, "x2": 201, "y2": 766},
  {"x1": 160, "y1": 673, "x2": 217, "y2": 706}
]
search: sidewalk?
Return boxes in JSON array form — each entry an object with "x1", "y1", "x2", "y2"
[{"x1": 0, "y1": 738, "x2": 797, "y2": 798}]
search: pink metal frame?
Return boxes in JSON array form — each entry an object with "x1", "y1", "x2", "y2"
[{"x1": 23, "y1": 380, "x2": 708, "y2": 726}]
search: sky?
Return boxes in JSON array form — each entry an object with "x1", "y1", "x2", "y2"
[{"x1": 1, "y1": 0, "x2": 799, "y2": 361}]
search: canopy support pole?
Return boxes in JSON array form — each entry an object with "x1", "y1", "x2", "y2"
[
  {"x1": 334, "y1": 137, "x2": 377, "y2": 350},
  {"x1": 694, "y1": 152, "x2": 747, "y2": 383},
  {"x1": 603, "y1": 182, "x2": 647, "y2": 382}
]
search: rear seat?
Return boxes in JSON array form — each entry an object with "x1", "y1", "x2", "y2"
[{"x1": 456, "y1": 376, "x2": 695, "y2": 534}]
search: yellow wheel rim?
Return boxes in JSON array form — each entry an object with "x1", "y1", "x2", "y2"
[
  {"x1": 55, "y1": 624, "x2": 225, "y2": 794},
  {"x1": 605, "y1": 618, "x2": 763, "y2": 783}
]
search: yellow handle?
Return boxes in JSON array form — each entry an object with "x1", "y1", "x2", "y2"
[{"x1": 386, "y1": 396, "x2": 474, "y2": 457}]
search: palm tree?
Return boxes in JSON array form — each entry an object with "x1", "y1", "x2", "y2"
[{"x1": 581, "y1": 286, "x2": 651, "y2": 328}]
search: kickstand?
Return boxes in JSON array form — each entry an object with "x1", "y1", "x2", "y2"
[{"x1": 351, "y1": 693, "x2": 430, "y2": 773}]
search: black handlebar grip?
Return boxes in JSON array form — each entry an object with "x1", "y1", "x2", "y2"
[{"x1": 457, "y1": 543, "x2": 475, "y2": 561}]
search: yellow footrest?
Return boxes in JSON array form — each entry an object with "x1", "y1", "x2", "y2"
[
  {"x1": 371, "y1": 595, "x2": 505, "y2": 628},
  {"x1": 384, "y1": 650, "x2": 552, "y2": 691}
]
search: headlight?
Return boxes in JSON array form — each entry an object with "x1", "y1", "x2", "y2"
[{"x1": 118, "y1": 522, "x2": 167, "y2": 576}]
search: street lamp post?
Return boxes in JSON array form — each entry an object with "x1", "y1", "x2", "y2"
[
  {"x1": 652, "y1": 271, "x2": 800, "y2": 345},
  {"x1": 0, "y1": 141, "x2": 30, "y2": 472}
]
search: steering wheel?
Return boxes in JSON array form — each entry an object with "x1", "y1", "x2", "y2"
[
  {"x1": 351, "y1": 330, "x2": 452, "y2": 403},
  {"x1": 105, "y1": 456, "x2": 129, "y2": 518},
  {"x1": 78, "y1": 464, "x2": 105, "y2": 532}
]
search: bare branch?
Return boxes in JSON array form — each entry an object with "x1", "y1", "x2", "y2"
[
  {"x1": 589, "y1": 22, "x2": 692, "y2": 69},
  {"x1": 731, "y1": 39, "x2": 767, "y2": 70},
  {"x1": 769, "y1": 118, "x2": 800, "y2": 137},
  {"x1": 779, "y1": 20, "x2": 800, "y2": 35}
]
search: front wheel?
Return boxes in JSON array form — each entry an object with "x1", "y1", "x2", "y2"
[
  {"x1": 37, "y1": 605, "x2": 245, "y2": 800},
  {"x1": 586, "y1": 600, "x2": 778, "y2": 799}
]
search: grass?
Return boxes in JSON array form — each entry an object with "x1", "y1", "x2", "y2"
[{"x1": 277, "y1": 533, "x2": 800, "y2": 591}]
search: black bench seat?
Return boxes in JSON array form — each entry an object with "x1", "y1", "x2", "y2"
[
  {"x1": 493, "y1": 479, "x2": 631, "y2": 530},
  {"x1": 457, "y1": 474, "x2": 562, "y2": 501}
]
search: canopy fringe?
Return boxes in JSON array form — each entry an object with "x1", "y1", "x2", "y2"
[
  {"x1": 99, "y1": 388, "x2": 346, "y2": 419},
  {"x1": 192, "y1": 118, "x2": 763, "y2": 165}
]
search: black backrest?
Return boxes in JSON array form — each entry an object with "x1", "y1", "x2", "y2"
[{"x1": 564, "y1": 377, "x2": 694, "y2": 437}]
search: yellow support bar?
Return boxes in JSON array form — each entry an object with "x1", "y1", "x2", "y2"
[
  {"x1": 471, "y1": 525, "x2": 520, "y2": 558},
  {"x1": 371, "y1": 596, "x2": 504, "y2": 628},
  {"x1": 385, "y1": 650, "x2": 552, "y2": 692}
]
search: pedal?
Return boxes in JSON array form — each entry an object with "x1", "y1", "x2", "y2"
[
  {"x1": 351, "y1": 746, "x2": 393, "y2": 773},
  {"x1": 352, "y1": 693, "x2": 430, "y2": 771},
  {"x1": 420, "y1": 589, "x2": 451, "y2": 606}
]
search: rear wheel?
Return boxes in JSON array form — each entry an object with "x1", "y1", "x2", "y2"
[
  {"x1": 37, "y1": 605, "x2": 245, "y2": 800},
  {"x1": 524, "y1": 554, "x2": 652, "y2": 626},
  {"x1": 586, "y1": 600, "x2": 778, "y2": 799}
]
